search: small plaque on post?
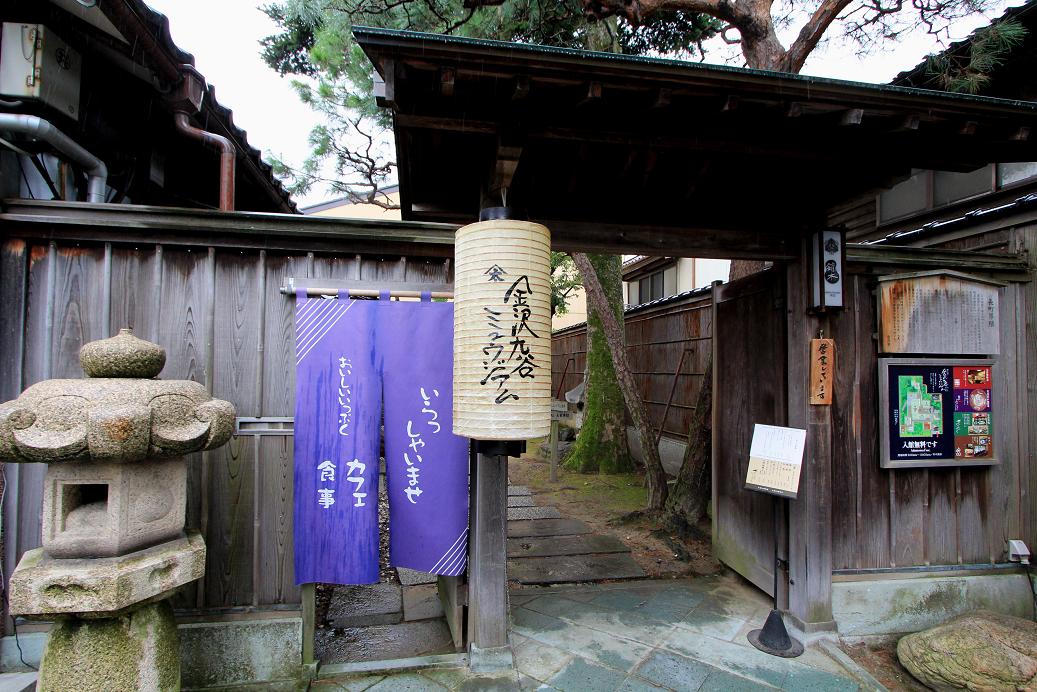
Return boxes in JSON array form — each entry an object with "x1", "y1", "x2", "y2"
[
  {"x1": 809, "y1": 338, "x2": 835, "y2": 405},
  {"x1": 744, "y1": 424, "x2": 807, "y2": 499}
]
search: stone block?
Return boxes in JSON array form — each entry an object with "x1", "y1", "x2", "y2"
[
  {"x1": 327, "y1": 583, "x2": 403, "y2": 628},
  {"x1": 315, "y1": 620, "x2": 455, "y2": 664},
  {"x1": 403, "y1": 583, "x2": 445, "y2": 621},
  {"x1": 179, "y1": 616, "x2": 303, "y2": 689},
  {"x1": 42, "y1": 457, "x2": 187, "y2": 558},
  {"x1": 38, "y1": 600, "x2": 180, "y2": 692},
  {"x1": 833, "y1": 573, "x2": 1035, "y2": 636},
  {"x1": 9, "y1": 532, "x2": 205, "y2": 617}
]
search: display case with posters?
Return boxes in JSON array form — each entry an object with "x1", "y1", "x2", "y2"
[{"x1": 879, "y1": 358, "x2": 998, "y2": 469}]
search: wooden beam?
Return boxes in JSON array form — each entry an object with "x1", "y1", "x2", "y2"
[
  {"x1": 544, "y1": 219, "x2": 797, "y2": 260},
  {"x1": 840, "y1": 108, "x2": 864, "y2": 126},
  {"x1": 373, "y1": 59, "x2": 396, "y2": 109},
  {"x1": 394, "y1": 114, "x2": 498, "y2": 134},
  {"x1": 512, "y1": 76, "x2": 530, "y2": 101},
  {"x1": 440, "y1": 67, "x2": 456, "y2": 97}
]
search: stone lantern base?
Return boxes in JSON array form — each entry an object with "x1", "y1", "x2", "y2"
[{"x1": 39, "y1": 600, "x2": 180, "y2": 692}]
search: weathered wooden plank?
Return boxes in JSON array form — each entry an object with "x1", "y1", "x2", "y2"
[
  {"x1": 437, "y1": 575, "x2": 464, "y2": 650},
  {"x1": 205, "y1": 252, "x2": 262, "y2": 606},
  {"x1": 927, "y1": 468, "x2": 959, "y2": 565},
  {"x1": 851, "y1": 277, "x2": 891, "y2": 570},
  {"x1": 51, "y1": 245, "x2": 106, "y2": 378},
  {"x1": 507, "y1": 553, "x2": 645, "y2": 584},
  {"x1": 261, "y1": 254, "x2": 306, "y2": 416},
  {"x1": 507, "y1": 518, "x2": 592, "y2": 538},
  {"x1": 257, "y1": 435, "x2": 300, "y2": 604},
  {"x1": 891, "y1": 469, "x2": 927, "y2": 567},
  {"x1": 157, "y1": 248, "x2": 212, "y2": 608},
  {"x1": 957, "y1": 467, "x2": 990, "y2": 564},
  {"x1": 1019, "y1": 227, "x2": 1037, "y2": 552},
  {"x1": 108, "y1": 245, "x2": 158, "y2": 342},
  {"x1": 506, "y1": 534, "x2": 629, "y2": 558},
  {"x1": 0, "y1": 238, "x2": 28, "y2": 635},
  {"x1": 987, "y1": 282, "x2": 1019, "y2": 562}
]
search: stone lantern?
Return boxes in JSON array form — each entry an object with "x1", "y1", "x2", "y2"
[{"x1": 0, "y1": 329, "x2": 235, "y2": 691}]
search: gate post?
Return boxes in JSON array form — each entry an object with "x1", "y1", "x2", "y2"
[
  {"x1": 466, "y1": 442, "x2": 515, "y2": 670},
  {"x1": 784, "y1": 235, "x2": 837, "y2": 635}
]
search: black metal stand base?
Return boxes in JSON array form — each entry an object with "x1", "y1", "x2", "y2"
[
  {"x1": 747, "y1": 609, "x2": 804, "y2": 658},
  {"x1": 474, "y1": 439, "x2": 525, "y2": 457}
]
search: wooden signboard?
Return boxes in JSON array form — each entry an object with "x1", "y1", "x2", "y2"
[
  {"x1": 879, "y1": 358, "x2": 998, "y2": 468},
  {"x1": 878, "y1": 271, "x2": 1002, "y2": 355},
  {"x1": 551, "y1": 400, "x2": 571, "y2": 421},
  {"x1": 809, "y1": 338, "x2": 834, "y2": 405},
  {"x1": 744, "y1": 424, "x2": 807, "y2": 499}
]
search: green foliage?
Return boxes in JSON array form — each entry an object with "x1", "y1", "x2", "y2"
[
  {"x1": 551, "y1": 251, "x2": 582, "y2": 316},
  {"x1": 925, "y1": 19, "x2": 1026, "y2": 94},
  {"x1": 259, "y1": 0, "x2": 718, "y2": 202}
]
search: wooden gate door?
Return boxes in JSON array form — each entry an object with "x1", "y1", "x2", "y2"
[{"x1": 712, "y1": 269, "x2": 787, "y2": 596}]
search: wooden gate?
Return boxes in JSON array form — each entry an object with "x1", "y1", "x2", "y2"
[{"x1": 711, "y1": 269, "x2": 787, "y2": 596}]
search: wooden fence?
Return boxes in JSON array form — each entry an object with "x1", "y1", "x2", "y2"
[
  {"x1": 551, "y1": 288, "x2": 713, "y2": 441},
  {"x1": 0, "y1": 209, "x2": 454, "y2": 626}
]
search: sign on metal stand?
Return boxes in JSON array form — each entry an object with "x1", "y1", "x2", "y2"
[{"x1": 744, "y1": 424, "x2": 807, "y2": 658}]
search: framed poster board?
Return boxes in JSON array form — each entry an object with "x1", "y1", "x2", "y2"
[{"x1": 879, "y1": 358, "x2": 998, "y2": 469}]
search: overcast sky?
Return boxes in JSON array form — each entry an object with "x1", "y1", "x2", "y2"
[{"x1": 143, "y1": 0, "x2": 1026, "y2": 207}]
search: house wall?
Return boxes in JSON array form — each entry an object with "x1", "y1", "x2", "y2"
[
  {"x1": 827, "y1": 265, "x2": 1034, "y2": 571},
  {"x1": 0, "y1": 227, "x2": 453, "y2": 627}
]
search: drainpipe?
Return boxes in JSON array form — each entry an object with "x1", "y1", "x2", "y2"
[
  {"x1": 0, "y1": 114, "x2": 108, "y2": 203},
  {"x1": 172, "y1": 112, "x2": 235, "y2": 211},
  {"x1": 170, "y1": 66, "x2": 236, "y2": 211}
]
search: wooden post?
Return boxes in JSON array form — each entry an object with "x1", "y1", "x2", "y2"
[
  {"x1": 784, "y1": 237, "x2": 836, "y2": 633},
  {"x1": 467, "y1": 444, "x2": 511, "y2": 652},
  {"x1": 301, "y1": 582, "x2": 316, "y2": 665}
]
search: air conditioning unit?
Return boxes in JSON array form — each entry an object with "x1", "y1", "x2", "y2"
[{"x1": 0, "y1": 23, "x2": 81, "y2": 121}]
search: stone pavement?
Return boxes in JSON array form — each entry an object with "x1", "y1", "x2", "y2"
[
  {"x1": 506, "y1": 485, "x2": 646, "y2": 586},
  {"x1": 314, "y1": 574, "x2": 882, "y2": 691}
]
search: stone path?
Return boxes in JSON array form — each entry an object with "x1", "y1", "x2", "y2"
[
  {"x1": 506, "y1": 484, "x2": 646, "y2": 586},
  {"x1": 315, "y1": 575, "x2": 880, "y2": 691}
]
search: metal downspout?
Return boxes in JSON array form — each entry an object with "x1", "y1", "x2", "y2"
[
  {"x1": 173, "y1": 112, "x2": 236, "y2": 211},
  {"x1": 0, "y1": 114, "x2": 108, "y2": 202}
]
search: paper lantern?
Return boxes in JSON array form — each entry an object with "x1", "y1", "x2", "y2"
[{"x1": 453, "y1": 216, "x2": 552, "y2": 440}]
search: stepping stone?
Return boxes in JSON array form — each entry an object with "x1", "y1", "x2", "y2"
[
  {"x1": 397, "y1": 567, "x2": 437, "y2": 586},
  {"x1": 315, "y1": 619, "x2": 454, "y2": 663},
  {"x1": 508, "y1": 485, "x2": 532, "y2": 496},
  {"x1": 326, "y1": 582, "x2": 402, "y2": 627},
  {"x1": 508, "y1": 495, "x2": 535, "y2": 507},
  {"x1": 507, "y1": 534, "x2": 630, "y2": 558},
  {"x1": 508, "y1": 553, "x2": 645, "y2": 585},
  {"x1": 507, "y1": 506, "x2": 561, "y2": 521},
  {"x1": 507, "y1": 518, "x2": 592, "y2": 538}
]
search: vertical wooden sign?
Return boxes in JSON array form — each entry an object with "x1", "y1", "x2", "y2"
[{"x1": 809, "y1": 338, "x2": 834, "y2": 405}]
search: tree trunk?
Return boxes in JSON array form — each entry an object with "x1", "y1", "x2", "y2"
[
  {"x1": 663, "y1": 355, "x2": 713, "y2": 529},
  {"x1": 570, "y1": 252, "x2": 668, "y2": 509},
  {"x1": 565, "y1": 254, "x2": 632, "y2": 474}
]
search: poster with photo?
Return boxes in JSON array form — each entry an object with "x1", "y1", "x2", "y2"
[{"x1": 879, "y1": 359, "x2": 998, "y2": 468}]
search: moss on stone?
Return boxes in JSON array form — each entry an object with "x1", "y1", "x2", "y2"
[
  {"x1": 39, "y1": 600, "x2": 180, "y2": 691},
  {"x1": 565, "y1": 254, "x2": 633, "y2": 475}
]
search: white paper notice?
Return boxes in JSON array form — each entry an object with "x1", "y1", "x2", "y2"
[{"x1": 745, "y1": 424, "x2": 807, "y2": 499}]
